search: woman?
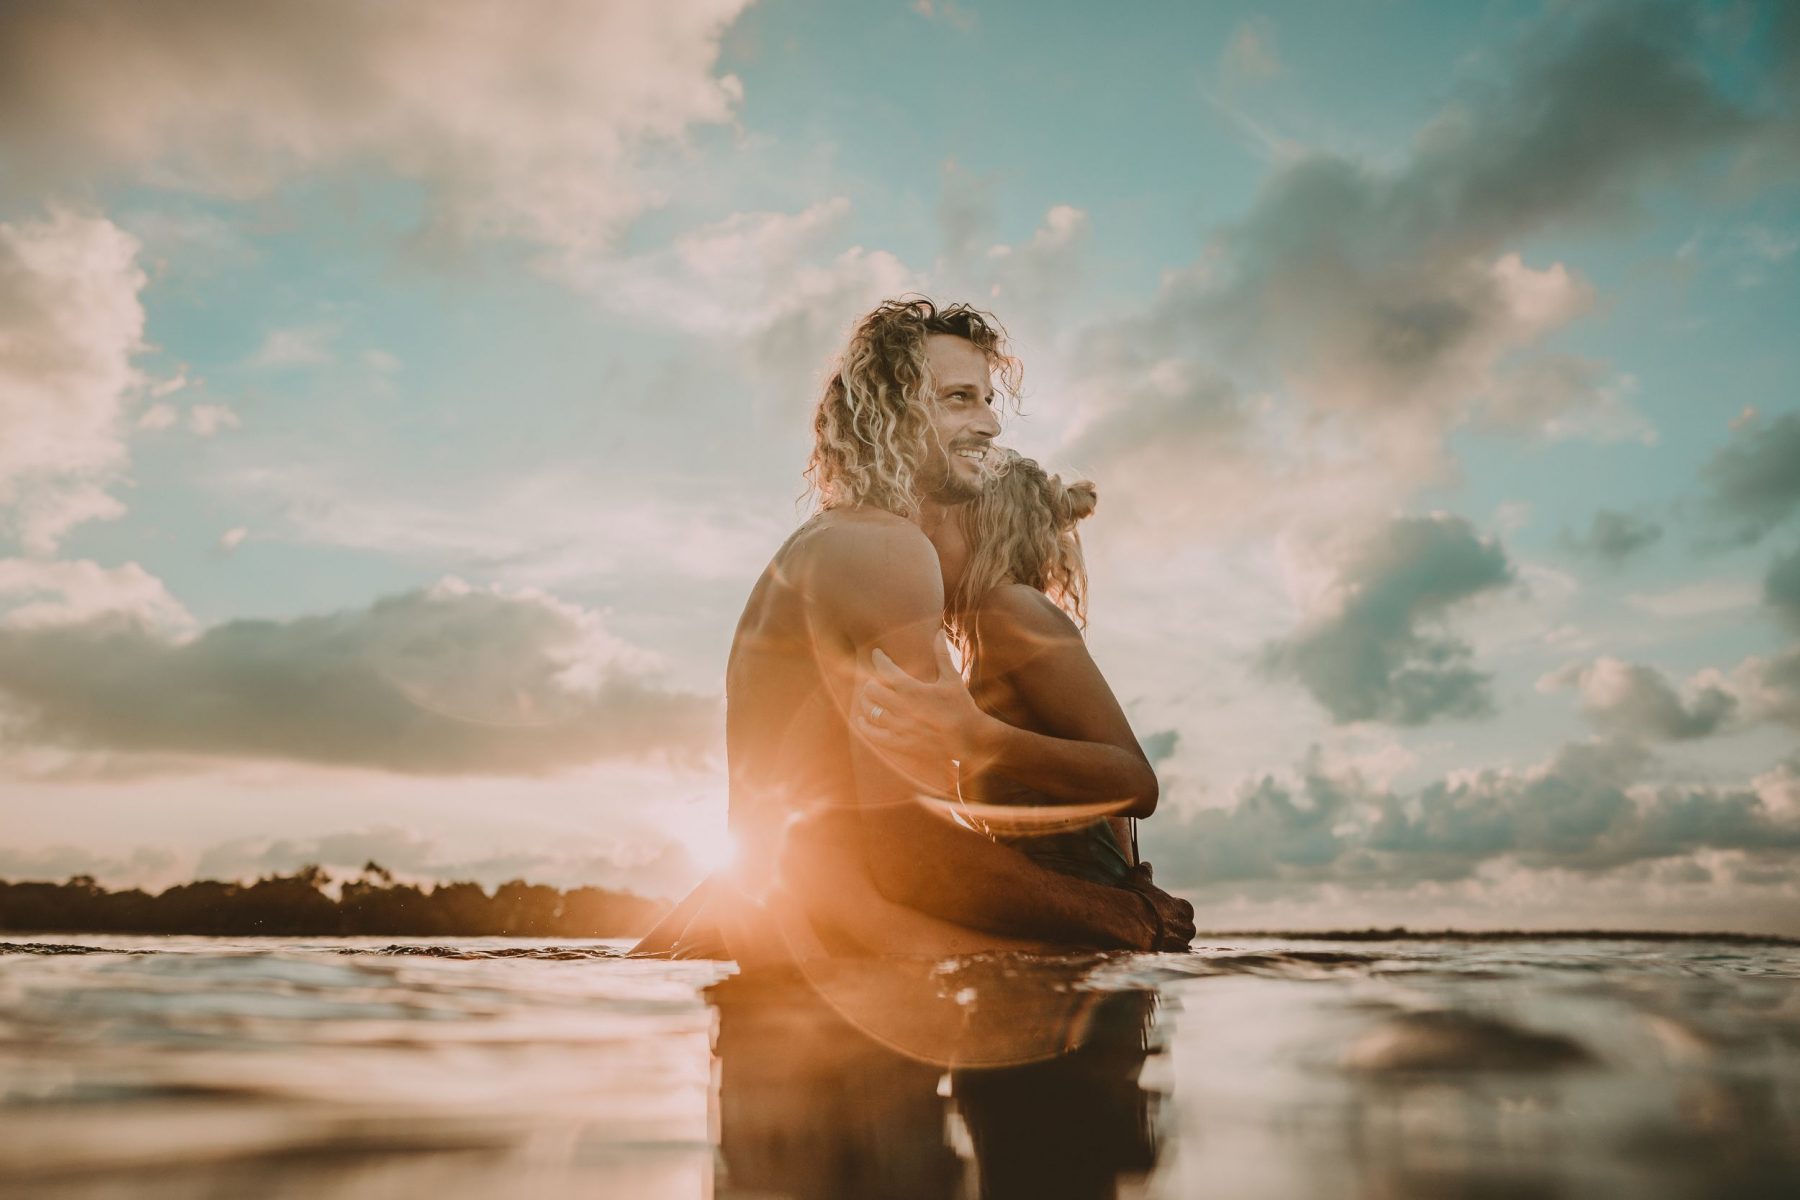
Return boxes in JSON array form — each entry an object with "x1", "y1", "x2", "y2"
[{"x1": 858, "y1": 449, "x2": 1157, "y2": 887}]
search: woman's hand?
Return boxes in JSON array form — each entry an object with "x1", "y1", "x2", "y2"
[{"x1": 855, "y1": 633, "x2": 997, "y2": 767}]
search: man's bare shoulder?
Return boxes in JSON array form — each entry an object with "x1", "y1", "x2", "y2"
[
  {"x1": 790, "y1": 507, "x2": 937, "y2": 575},
  {"x1": 789, "y1": 508, "x2": 942, "y2": 641}
]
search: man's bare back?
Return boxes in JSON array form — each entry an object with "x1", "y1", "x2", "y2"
[{"x1": 723, "y1": 509, "x2": 907, "y2": 894}]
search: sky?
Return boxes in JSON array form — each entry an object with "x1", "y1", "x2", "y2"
[{"x1": 1, "y1": 0, "x2": 1797, "y2": 934}]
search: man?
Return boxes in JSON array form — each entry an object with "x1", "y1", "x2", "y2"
[{"x1": 636, "y1": 298, "x2": 1193, "y2": 958}]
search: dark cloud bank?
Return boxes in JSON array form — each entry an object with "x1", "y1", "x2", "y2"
[
  {"x1": 1068, "y1": 1, "x2": 1800, "y2": 477},
  {"x1": 1702, "y1": 412, "x2": 1800, "y2": 547},
  {"x1": 0, "y1": 582, "x2": 718, "y2": 776},
  {"x1": 1561, "y1": 509, "x2": 1663, "y2": 567},
  {"x1": 1261, "y1": 515, "x2": 1514, "y2": 726},
  {"x1": 1148, "y1": 742, "x2": 1800, "y2": 894}
]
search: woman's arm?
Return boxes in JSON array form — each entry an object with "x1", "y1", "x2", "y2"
[{"x1": 857, "y1": 587, "x2": 1159, "y2": 818}]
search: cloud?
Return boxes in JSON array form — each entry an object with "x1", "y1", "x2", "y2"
[
  {"x1": 136, "y1": 403, "x2": 179, "y2": 432},
  {"x1": 579, "y1": 197, "x2": 916, "y2": 392},
  {"x1": 1624, "y1": 578, "x2": 1760, "y2": 619},
  {"x1": 0, "y1": 210, "x2": 148, "y2": 553},
  {"x1": 983, "y1": 204, "x2": 1093, "y2": 339},
  {"x1": 931, "y1": 169, "x2": 1092, "y2": 340},
  {"x1": 1148, "y1": 740, "x2": 1800, "y2": 892},
  {"x1": 936, "y1": 159, "x2": 997, "y2": 272},
  {"x1": 1060, "y1": 4, "x2": 1784, "y2": 492},
  {"x1": 1560, "y1": 508, "x2": 1663, "y2": 567},
  {"x1": 1261, "y1": 514, "x2": 1515, "y2": 725},
  {"x1": 1739, "y1": 647, "x2": 1800, "y2": 732},
  {"x1": 249, "y1": 464, "x2": 789, "y2": 592},
  {"x1": 1220, "y1": 17, "x2": 1284, "y2": 90},
  {"x1": 910, "y1": 0, "x2": 976, "y2": 34},
  {"x1": 1140, "y1": 728, "x2": 1180, "y2": 766},
  {"x1": 1679, "y1": 221, "x2": 1800, "y2": 288},
  {"x1": 187, "y1": 403, "x2": 240, "y2": 437},
  {"x1": 216, "y1": 527, "x2": 248, "y2": 554},
  {"x1": 0, "y1": 557, "x2": 192, "y2": 631},
  {"x1": 0, "y1": 578, "x2": 718, "y2": 777},
  {"x1": 0, "y1": 0, "x2": 751, "y2": 267},
  {"x1": 1700, "y1": 410, "x2": 1800, "y2": 546},
  {"x1": 0, "y1": 844, "x2": 181, "y2": 888},
  {"x1": 248, "y1": 325, "x2": 336, "y2": 370},
  {"x1": 1475, "y1": 355, "x2": 1653, "y2": 443},
  {"x1": 1539, "y1": 657, "x2": 1737, "y2": 741},
  {"x1": 1766, "y1": 545, "x2": 1800, "y2": 632}
]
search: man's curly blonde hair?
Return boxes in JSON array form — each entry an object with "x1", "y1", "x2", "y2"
[
  {"x1": 949, "y1": 449, "x2": 1098, "y2": 666},
  {"x1": 805, "y1": 297, "x2": 1021, "y2": 517}
]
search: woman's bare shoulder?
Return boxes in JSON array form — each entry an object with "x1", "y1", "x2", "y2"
[
  {"x1": 976, "y1": 582, "x2": 1079, "y2": 631},
  {"x1": 972, "y1": 584, "x2": 1082, "y2": 672}
]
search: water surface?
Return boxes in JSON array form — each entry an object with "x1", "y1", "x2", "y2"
[{"x1": 3, "y1": 936, "x2": 1796, "y2": 1198}]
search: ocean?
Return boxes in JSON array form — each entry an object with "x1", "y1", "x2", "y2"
[{"x1": 2, "y1": 935, "x2": 1796, "y2": 1198}]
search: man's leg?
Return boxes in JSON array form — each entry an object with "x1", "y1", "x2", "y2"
[{"x1": 629, "y1": 878, "x2": 715, "y2": 956}]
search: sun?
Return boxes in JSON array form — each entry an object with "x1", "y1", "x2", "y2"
[{"x1": 673, "y1": 807, "x2": 737, "y2": 875}]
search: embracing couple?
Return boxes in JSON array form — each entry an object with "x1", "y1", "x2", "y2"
[{"x1": 634, "y1": 298, "x2": 1195, "y2": 961}]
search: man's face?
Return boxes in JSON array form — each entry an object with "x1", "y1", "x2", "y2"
[{"x1": 918, "y1": 333, "x2": 1002, "y2": 504}]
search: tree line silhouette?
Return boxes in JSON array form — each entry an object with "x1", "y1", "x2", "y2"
[{"x1": 0, "y1": 863, "x2": 669, "y2": 938}]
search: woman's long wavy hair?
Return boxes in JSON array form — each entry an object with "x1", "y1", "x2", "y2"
[
  {"x1": 949, "y1": 449, "x2": 1098, "y2": 668},
  {"x1": 805, "y1": 297, "x2": 1021, "y2": 517}
]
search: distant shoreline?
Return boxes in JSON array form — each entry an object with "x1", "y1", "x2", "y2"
[
  {"x1": 1195, "y1": 928, "x2": 1800, "y2": 947},
  {"x1": 0, "y1": 867, "x2": 668, "y2": 939},
  {"x1": 4, "y1": 871, "x2": 1794, "y2": 946}
]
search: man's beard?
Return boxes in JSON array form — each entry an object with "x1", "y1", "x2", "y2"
[{"x1": 922, "y1": 444, "x2": 986, "y2": 504}]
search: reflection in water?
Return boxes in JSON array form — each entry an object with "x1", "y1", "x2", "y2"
[
  {"x1": 710, "y1": 957, "x2": 1162, "y2": 1199},
  {"x1": 3, "y1": 937, "x2": 1798, "y2": 1198}
]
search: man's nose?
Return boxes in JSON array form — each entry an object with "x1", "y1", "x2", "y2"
[{"x1": 971, "y1": 405, "x2": 1001, "y2": 439}]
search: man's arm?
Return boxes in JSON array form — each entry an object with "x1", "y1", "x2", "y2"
[
  {"x1": 856, "y1": 590, "x2": 1158, "y2": 817},
  {"x1": 813, "y1": 517, "x2": 1182, "y2": 949}
]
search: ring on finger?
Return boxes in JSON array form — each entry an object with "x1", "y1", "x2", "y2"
[{"x1": 869, "y1": 704, "x2": 885, "y2": 722}]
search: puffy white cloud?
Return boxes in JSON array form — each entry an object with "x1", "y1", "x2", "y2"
[
  {"x1": 579, "y1": 197, "x2": 916, "y2": 393},
  {"x1": 0, "y1": 210, "x2": 148, "y2": 553},
  {"x1": 0, "y1": 0, "x2": 752, "y2": 267},
  {"x1": 0, "y1": 578, "x2": 718, "y2": 777},
  {"x1": 1539, "y1": 657, "x2": 1738, "y2": 741},
  {"x1": 1261, "y1": 514, "x2": 1515, "y2": 725},
  {"x1": 0, "y1": 557, "x2": 192, "y2": 631}
]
